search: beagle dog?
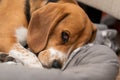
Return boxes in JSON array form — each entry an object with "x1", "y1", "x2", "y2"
[
  {"x1": 0, "y1": 0, "x2": 96, "y2": 68},
  {"x1": 27, "y1": 0, "x2": 97, "y2": 68}
]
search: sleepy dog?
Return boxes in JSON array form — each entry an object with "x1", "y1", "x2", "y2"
[
  {"x1": 27, "y1": 0, "x2": 97, "y2": 68},
  {"x1": 0, "y1": 0, "x2": 96, "y2": 68}
]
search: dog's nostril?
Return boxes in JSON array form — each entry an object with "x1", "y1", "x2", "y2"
[{"x1": 52, "y1": 60, "x2": 62, "y2": 69}]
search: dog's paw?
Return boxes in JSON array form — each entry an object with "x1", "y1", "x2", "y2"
[{"x1": 0, "y1": 53, "x2": 16, "y2": 63}]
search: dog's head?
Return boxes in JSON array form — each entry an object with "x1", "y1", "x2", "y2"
[{"x1": 27, "y1": 1, "x2": 97, "y2": 68}]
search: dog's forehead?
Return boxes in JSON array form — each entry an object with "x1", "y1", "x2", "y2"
[{"x1": 53, "y1": 14, "x2": 85, "y2": 34}]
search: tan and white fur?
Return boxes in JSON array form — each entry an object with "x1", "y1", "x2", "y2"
[{"x1": 0, "y1": 0, "x2": 43, "y2": 68}]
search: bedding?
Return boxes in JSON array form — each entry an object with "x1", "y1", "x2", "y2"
[{"x1": 0, "y1": 44, "x2": 119, "y2": 80}]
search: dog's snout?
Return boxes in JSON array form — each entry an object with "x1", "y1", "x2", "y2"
[
  {"x1": 38, "y1": 48, "x2": 66, "y2": 68},
  {"x1": 52, "y1": 60, "x2": 62, "y2": 68}
]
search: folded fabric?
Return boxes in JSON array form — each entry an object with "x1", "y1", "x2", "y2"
[
  {"x1": 94, "y1": 24, "x2": 119, "y2": 52},
  {"x1": 0, "y1": 44, "x2": 119, "y2": 80}
]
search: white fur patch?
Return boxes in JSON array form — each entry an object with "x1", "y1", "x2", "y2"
[
  {"x1": 15, "y1": 26, "x2": 27, "y2": 46},
  {"x1": 49, "y1": 48, "x2": 67, "y2": 61},
  {"x1": 9, "y1": 43, "x2": 43, "y2": 68}
]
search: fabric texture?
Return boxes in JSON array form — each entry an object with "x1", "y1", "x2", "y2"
[
  {"x1": 0, "y1": 44, "x2": 119, "y2": 80},
  {"x1": 94, "y1": 24, "x2": 119, "y2": 52},
  {"x1": 77, "y1": 0, "x2": 120, "y2": 19}
]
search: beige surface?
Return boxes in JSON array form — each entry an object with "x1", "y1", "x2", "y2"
[{"x1": 77, "y1": 0, "x2": 120, "y2": 20}]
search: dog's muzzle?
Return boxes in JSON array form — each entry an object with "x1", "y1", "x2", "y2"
[{"x1": 38, "y1": 48, "x2": 67, "y2": 69}]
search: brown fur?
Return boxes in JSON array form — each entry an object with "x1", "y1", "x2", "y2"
[
  {"x1": 29, "y1": 0, "x2": 77, "y2": 14},
  {"x1": 0, "y1": 0, "x2": 28, "y2": 52}
]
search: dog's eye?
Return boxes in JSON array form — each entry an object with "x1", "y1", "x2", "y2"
[{"x1": 61, "y1": 31, "x2": 69, "y2": 44}]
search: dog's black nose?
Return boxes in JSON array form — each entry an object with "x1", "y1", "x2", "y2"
[{"x1": 52, "y1": 60, "x2": 62, "y2": 69}]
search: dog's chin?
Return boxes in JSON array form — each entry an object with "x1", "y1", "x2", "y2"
[{"x1": 38, "y1": 48, "x2": 67, "y2": 69}]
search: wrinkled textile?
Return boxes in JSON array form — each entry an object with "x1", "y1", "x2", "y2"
[{"x1": 0, "y1": 44, "x2": 119, "y2": 80}]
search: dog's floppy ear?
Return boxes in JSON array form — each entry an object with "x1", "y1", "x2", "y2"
[
  {"x1": 30, "y1": 0, "x2": 48, "y2": 14},
  {"x1": 27, "y1": 3, "x2": 69, "y2": 53}
]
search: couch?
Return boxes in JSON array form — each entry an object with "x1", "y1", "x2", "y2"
[{"x1": 77, "y1": 0, "x2": 120, "y2": 20}]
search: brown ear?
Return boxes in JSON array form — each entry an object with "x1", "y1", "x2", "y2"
[
  {"x1": 30, "y1": 0, "x2": 48, "y2": 14},
  {"x1": 27, "y1": 3, "x2": 69, "y2": 53}
]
